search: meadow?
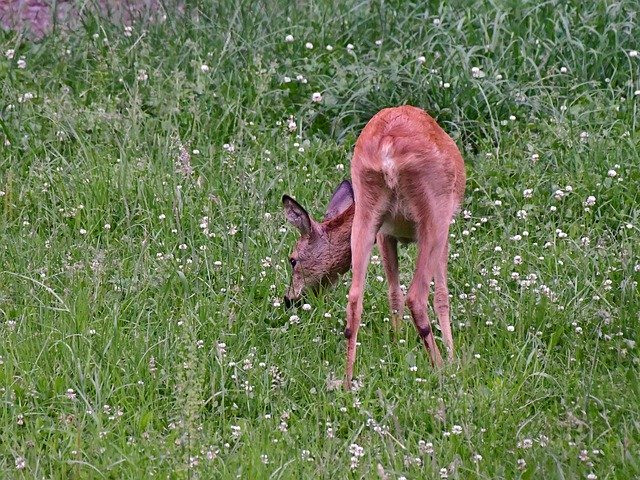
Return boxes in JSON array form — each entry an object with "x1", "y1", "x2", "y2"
[{"x1": 1, "y1": 0, "x2": 639, "y2": 478}]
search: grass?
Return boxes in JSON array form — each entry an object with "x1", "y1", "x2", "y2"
[{"x1": 1, "y1": 0, "x2": 639, "y2": 478}]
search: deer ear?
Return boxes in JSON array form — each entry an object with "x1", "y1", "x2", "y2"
[
  {"x1": 324, "y1": 180, "x2": 354, "y2": 221},
  {"x1": 282, "y1": 195, "x2": 312, "y2": 236}
]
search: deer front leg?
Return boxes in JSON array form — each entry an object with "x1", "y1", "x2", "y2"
[
  {"x1": 344, "y1": 212, "x2": 378, "y2": 390},
  {"x1": 377, "y1": 232, "x2": 403, "y2": 339},
  {"x1": 434, "y1": 240, "x2": 454, "y2": 360}
]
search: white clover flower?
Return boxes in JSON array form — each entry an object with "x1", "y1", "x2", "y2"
[
  {"x1": 417, "y1": 55, "x2": 426, "y2": 64},
  {"x1": 580, "y1": 131, "x2": 589, "y2": 141},
  {"x1": 5, "y1": 49, "x2": 15, "y2": 59},
  {"x1": 554, "y1": 190, "x2": 565, "y2": 200},
  {"x1": 516, "y1": 210, "x2": 527, "y2": 220},
  {"x1": 288, "y1": 120, "x2": 297, "y2": 132},
  {"x1": 17, "y1": 57, "x2": 26, "y2": 69},
  {"x1": 15, "y1": 456, "x2": 26, "y2": 470},
  {"x1": 433, "y1": 18, "x2": 441, "y2": 25},
  {"x1": 607, "y1": 169, "x2": 617, "y2": 177},
  {"x1": 311, "y1": 92, "x2": 322, "y2": 103},
  {"x1": 584, "y1": 195, "x2": 596, "y2": 207},
  {"x1": 200, "y1": 64, "x2": 210, "y2": 73},
  {"x1": 305, "y1": 42, "x2": 314, "y2": 49},
  {"x1": 137, "y1": 69, "x2": 148, "y2": 81},
  {"x1": 375, "y1": 39, "x2": 383, "y2": 46},
  {"x1": 531, "y1": 153, "x2": 539, "y2": 162},
  {"x1": 326, "y1": 45, "x2": 334, "y2": 51},
  {"x1": 523, "y1": 188, "x2": 533, "y2": 198},
  {"x1": 471, "y1": 66, "x2": 485, "y2": 78},
  {"x1": 346, "y1": 43, "x2": 354, "y2": 52},
  {"x1": 285, "y1": 34, "x2": 294, "y2": 43},
  {"x1": 495, "y1": 73, "x2": 503, "y2": 80},
  {"x1": 513, "y1": 255, "x2": 523, "y2": 265},
  {"x1": 124, "y1": 25, "x2": 133, "y2": 37},
  {"x1": 507, "y1": 325, "x2": 515, "y2": 332},
  {"x1": 629, "y1": 50, "x2": 638, "y2": 58},
  {"x1": 560, "y1": 66, "x2": 568, "y2": 73}
]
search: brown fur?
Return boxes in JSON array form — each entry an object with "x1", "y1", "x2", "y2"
[{"x1": 283, "y1": 106, "x2": 466, "y2": 390}]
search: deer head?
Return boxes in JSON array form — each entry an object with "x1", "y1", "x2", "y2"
[{"x1": 282, "y1": 180, "x2": 355, "y2": 307}]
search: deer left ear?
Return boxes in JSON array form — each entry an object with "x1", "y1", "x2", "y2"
[
  {"x1": 283, "y1": 194, "x2": 313, "y2": 236},
  {"x1": 324, "y1": 180, "x2": 354, "y2": 221}
]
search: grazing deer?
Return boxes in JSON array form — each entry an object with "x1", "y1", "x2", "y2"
[{"x1": 282, "y1": 105, "x2": 465, "y2": 389}]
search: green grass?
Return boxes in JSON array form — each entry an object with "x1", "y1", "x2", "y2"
[{"x1": 1, "y1": 0, "x2": 639, "y2": 478}]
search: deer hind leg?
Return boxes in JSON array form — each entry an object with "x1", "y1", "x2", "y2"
[
  {"x1": 344, "y1": 201, "x2": 387, "y2": 390},
  {"x1": 405, "y1": 221, "x2": 449, "y2": 368},
  {"x1": 434, "y1": 237, "x2": 454, "y2": 360},
  {"x1": 377, "y1": 232, "x2": 404, "y2": 338}
]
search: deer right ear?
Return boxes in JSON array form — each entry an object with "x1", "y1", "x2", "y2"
[{"x1": 282, "y1": 195, "x2": 312, "y2": 236}]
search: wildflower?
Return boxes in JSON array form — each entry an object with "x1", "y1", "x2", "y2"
[
  {"x1": 285, "y1": 34, "x2": 294, "y2": 43},
  {"x1": 587, "y1": 474, "x2": 597, "y2": 480},
  {"x1": 418, "y1": 440, "x2": 434, "y2": 454},
  {"x1": 124, "y1": 25, "x2": 133, "y2": 37},
  {"x1": 560, "y1": 66, "x2": 568, "y2": 73},
  {"x1": 607, "y1": 169, "x2": 617, "y2": 177},
  {"x1": 417, "y1": 55, "x2": 426, "y2": 64},
  {"x1": 433, "y1": 18, "x2": 441, "y2": 25},
  {"x1": 516, "y1": 210, "x2": 527, "y2": 220},
  {"x1": 137, "y1": 69, "x2": 148, "y2": 81},
  {"x1": 472, "y1": 453, "x2": 483, "y2": 462},
  {"x1": 513, "y1": 255, "x2": 523, "y2": 265},
  {"x1": 507, "y1": 325, "x2": 515, "y2": 332},
  {"x1": 302, "y1": 303, "x2": 312, "y2": 311},
  {"x1": 200, "y1": 64, "x2": 210, "y2": 72},
  {"x1": 451, "y1": 425, "x2": 462, "y2": 434},
  {"x1": 517, "y1": 458, "x2": 527, "y2": 470},
  {"x1": 15, "y1": 456, "x2": 26, "y2": 470},
  {"x1": 375, "y1": 39, "x2": 383, "y2": 46},
  {"x1": 580, "y1": 131, "x2": 589, "y2": 141},
  {"x1": 5, "y1": 49, "x2": 15, "y2": 59},
  {"x1": 17, "y1": 57, "x2": 26, "y2": 69},
  {"x1": 261, "y1": 454, "x2": 269, "y2": 464},
  {"x1": 629, "y1": 50, "x2": 639, "y2": 58},
  {"x1": 288, "y1": 120, "x2": 297, "y2": 132},
  {"x1": 305, "y1": 42, "x2": 314, "y2": 49},
  {"x1": 66, "y1": 388, "x2": 77, "y2": 400},
  {"x1": 326, "y1": 45, "x2": 334, "y2": 51},
  {"x1": 346, "y1": 43, "x2": 354, "y2": 52},
  {"x1": 311, "y1": 92, "x2": 322, "y2": 103},
  {"x1": 440, "y1": 467, "x2": 448, "y2": 478},
  {"x1": 584, "y1": 195, "x2": 596, "y2": 207},
  {"x1": 230, "y1": 425, "x2": 241, "y2": 438},
  {"x1": 554, "y1": 189, "x2": 565, "y2": 200},
  {"x1": 523, "y1": 188, "x2": 533, "y2": 198},
  {"x1": 471, "y1": 66, "x2": 485, "y2": 78}
]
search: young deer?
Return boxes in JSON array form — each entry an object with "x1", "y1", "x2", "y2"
[{"x1": 283, "y1": 105, "x2": 465, "y2": 389}]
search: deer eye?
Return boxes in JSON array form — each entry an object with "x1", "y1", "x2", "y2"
[{"x1": 289, "y1": 258, "x2": 297, "y2": 268}]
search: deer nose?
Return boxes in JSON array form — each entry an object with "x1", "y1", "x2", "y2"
[{"x1": 284, "y1": 296, "x2": 301, "y2": 308}]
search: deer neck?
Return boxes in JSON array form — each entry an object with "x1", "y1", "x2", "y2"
[{"x1": 324, "y1": 203, "x2": 355, "y2": 275}]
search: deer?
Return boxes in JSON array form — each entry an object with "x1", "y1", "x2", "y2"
[{"x1": 282, "y1": 105, "x2": 465, "y2": 390}]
